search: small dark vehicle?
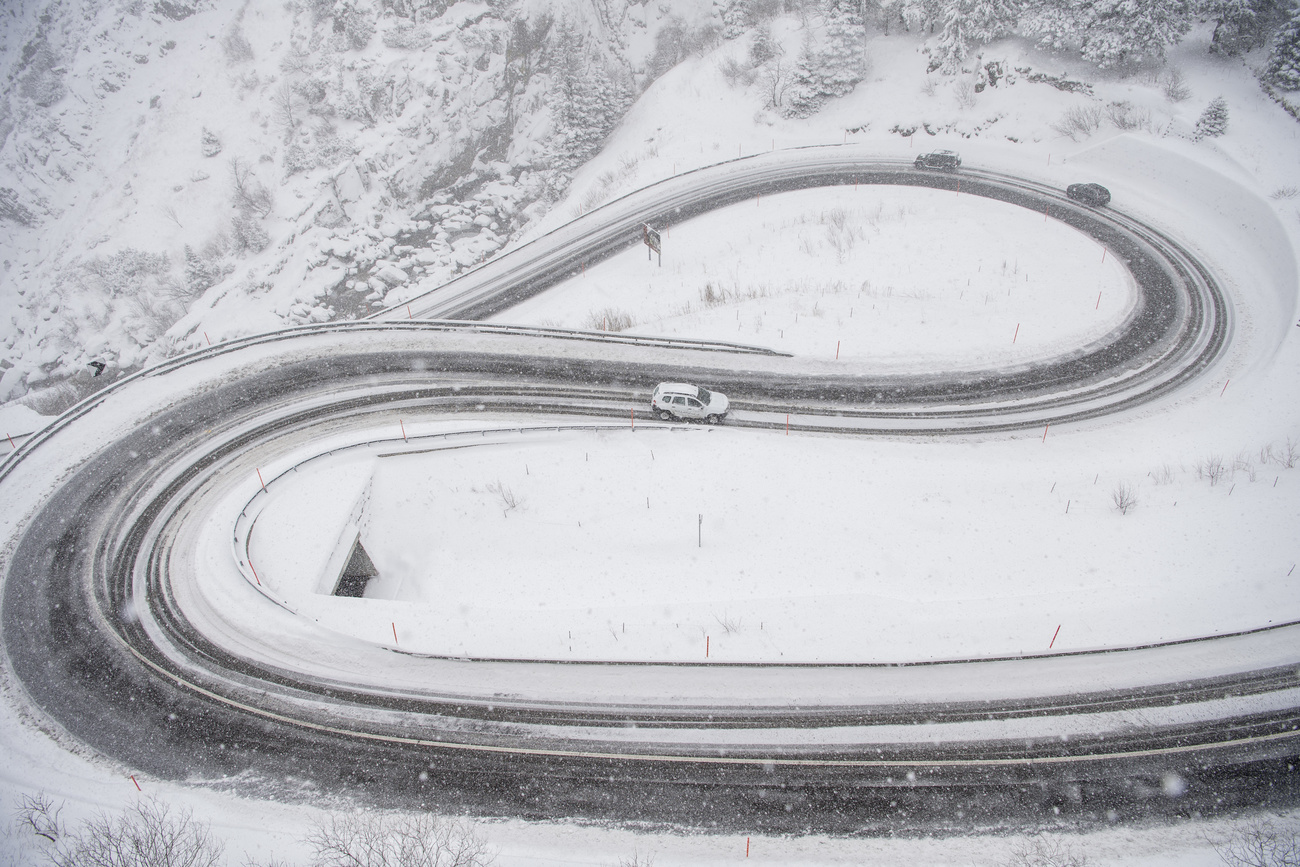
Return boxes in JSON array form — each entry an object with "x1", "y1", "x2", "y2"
[
  {"x1": 1066, "y1": 182, "x2": 1111, "y2": 206},
  {"x1": 914, "y1": 150, "x2": 961, "y2": 171}
]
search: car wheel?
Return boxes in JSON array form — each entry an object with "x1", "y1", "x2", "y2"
[
  {"x1": 706, "y1": 414, "x2": 721, "y2": 425},
  {"x1": 659, "y1": 410, "x2": 672, "y2": 421}
]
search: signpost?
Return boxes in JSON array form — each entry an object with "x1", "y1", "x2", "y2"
[{"x1": 642, "y1": 223, "x2": 662, "y2": 267}]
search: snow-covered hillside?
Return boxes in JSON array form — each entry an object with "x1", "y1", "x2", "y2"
[{"x1": 0, "y1": 0, "x2": 717, "y2": 408}]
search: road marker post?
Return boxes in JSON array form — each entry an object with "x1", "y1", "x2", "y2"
[
  {"x1": 249, "y1": 561, "x2": 262, "y2": 586},
  {"x1": 204, "y1": 332, "x2": 212, "y2": 345},
  {"x1": 1013, "y1": 323, "x2": 1020, "y2": 343},
  {"x1": 1221, "y1": 379, "x2": 1230, "y2": 397},
  {"x1": 1042, "y1": 424, "x2": 1049, "y2": 443},
  {"x1": 400, "y1": 419, "x2": 407, "y2": 442},
  {"x1": 1096, "y1": 290, "x2": 1102, "y2": 309},
  {"x1": 257, "y1": 468, "x2": 267, "y2": 492},
  {"x1": 1049, "y1": 624, "x2": 1061, "y2": 649},
  {"x1": 706, "y1": 635, "x2": 710, "y2": 658},
  {"x1": 5, "y1": 432, "x2": 13, "y2": 449},
  {"x1": 131, "y1": 775, "x2": 141, "y2": 791},
  {"x1": 392, "y1": 622, "x2": 399, "y2": 645}
]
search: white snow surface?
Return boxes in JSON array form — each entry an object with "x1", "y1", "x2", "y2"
[{"x1": 3, "y1": 7, "x2": 1300, "y2": 867}]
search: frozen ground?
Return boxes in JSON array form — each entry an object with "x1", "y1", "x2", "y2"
[{"x1": 3, "y1": 8, "x2": 1300, "y2": 867}]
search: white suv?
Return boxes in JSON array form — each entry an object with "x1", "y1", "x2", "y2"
[{"x1": 651, "y1": 382, "x2": 730, "y2": 424}]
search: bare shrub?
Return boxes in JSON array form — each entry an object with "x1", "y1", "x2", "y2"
[
  {"x1": 584, "y1": 308, "x2": 635, "y2": 332},
  {"x1": 1106, "y1": 100, "x2": 1153, "y2": 131},
  {"x1": 615, "y1": 853, "x2": 655, "y2": 867},
  {"x1": 47, "y1": 798, "x2": 223, "y2": 867},
  {"x1": 307, "y1": 812, "x2": 493, "y2": 867},
  {"x1": 1112, "y1": 482, "x2": 1137, "y2": 515},
  {"x1": 1269, "y1": 186, "x2": 1299, "y2": 200},
  {"x1": 14, "y1": 791, "x2": 63, "y2": 843},
  {"x1": 1233, "y1": 452, "x2": 1258, "y2": 482},
  {"x1": 1151, "y1": 464, "x2": 1176, "y2": 485},
  {"x1": 1211, "y1": 819, "x2": 1300, "y2": 867},
  {"x1": 713, "y1": 613, "x2": 741, "y2": 634},
  {"x1": 1051, "y1": 104, "x2": 1104, "y2": 141},
  {"x1": 1162, "y1": 67, "x2": 1192, "y2": 102},
  {"x1": 1197, "y1": 455, "x2": 1227, "y2": 485},
  {"x1": 1003, "y1": 836, "x2": 1089, "y2": 867},
  {"x1": 921, "y1": 77, "x2": 937, "y2": 96},
  {"x1": 760, "y1": 60, "x2": 788, "y2": 108},
  {"x1": 955, "y1": 79, "x2": 977, "y2": 108},
  {"x1": 718, "y1": 56, "x2": 754, "y2": 87},
  {"x1": 485, "y1": 480, "x2": 523, "y2": 514},
  {"x1": 1274, "y1": 438, "x2": 1299, "y2": 469},
  {"x1": 229, "y1": 158, "x2": 274, "y2": 218}
]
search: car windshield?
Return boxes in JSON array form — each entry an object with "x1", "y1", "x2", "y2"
[{"x1": 696, "y1": 387, "x2": 712, "y2": 402}]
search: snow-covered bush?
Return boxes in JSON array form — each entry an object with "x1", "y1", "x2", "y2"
[
  {"x1": 1195, "y1": 96, "x2": 1230, "y2": 138},
  {"x1": 222, "y1": 23, "x2": 255, "y2": 63},
  {"x1": 1050, "y1": 103, "x2": 1103, "y2": 140},
  {"x1": 1161, "y1": 67, "x2": 1192, "y2": 101},
  {"x1": 200, "y1": 127, "x2": 223, "y2": 158}
]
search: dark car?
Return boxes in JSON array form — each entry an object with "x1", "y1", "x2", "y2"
[
  {"x1": 1066, "y1": 182, "x2": 1111, "y2": 206},
  {"x1": 914, "y1": 150, "x2": 961, "y2": 171}
]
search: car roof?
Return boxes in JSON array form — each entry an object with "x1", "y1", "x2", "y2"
[{"x1": 656, "y1": 382, "x2": 700, "y2": 395}]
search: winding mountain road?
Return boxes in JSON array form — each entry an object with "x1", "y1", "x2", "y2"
[{"x1": 2, "y1": 149, "x2": 1295, "y2": 833}]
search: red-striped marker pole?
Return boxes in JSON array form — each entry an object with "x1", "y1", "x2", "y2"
[
  {"x1": 1013, "y1": 323, "x2": 1020, "y2": 343},
  {"x1": 631, "y1": 408, "x2": 635, "y2": 429},
  {"x1": 786, "y1": 414, "x2": 789, "y2": 435},
  {"x1": 835, "y1": 340, "x2": 841, "y2": 360},
  {"x1": 746, "y1": 837, "x2": 750, "y2": 857},
  {"x1": 1101, "y1": 248, "x2": 1107, "y2": 263},
  {"x1": 257, "y1": 468, "x2": 267, "y2": 491},
  {"x1": 400, "y1": 420, "x2": 407, "y2": 442},
  {"x1": 130, "y1": 775, "x2": 141, "y2": 791},
  {"x1": 1042, "y1": 424, "x2": 1049, "y2": 443},
  {"x1": 5, "y1": 433, "x2": 13, "y2": 449},
  {"x1": 1096, "y1": 290, "x2": 1102, "y2": 309},
  {"x1": 407, "y1": 305, "x2": 413, "y2": 319},
  {"x1": 706, "y1": 635, "x2": 710, "y2": 658},
  {"x1": 1049, "y1": 624, "x2": 1061, "y2": 649},
  {"x1": 204, "y1": 332, "x2": 211, "y2": 345},
  {"x1": 392, "y1": 622, "x2": 399, "y2": 645},
  {"x1": 249, "y1": 561, "x2": 261, "y2": 586},
  {"x1": 1221, "y1": 379, "x2": 1230, "y2": 397}
]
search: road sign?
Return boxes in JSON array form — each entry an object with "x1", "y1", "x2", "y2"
[
  {"x1": 643, "y1": 224, "x2": 661, "y2": 253},
  {"x1": 642, "y1": 224, "x2": 662, "y2": 266}
]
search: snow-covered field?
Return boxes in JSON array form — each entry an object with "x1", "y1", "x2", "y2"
[{"x1": 3, "y1": 1, "x2": 1300, "y2": 865}]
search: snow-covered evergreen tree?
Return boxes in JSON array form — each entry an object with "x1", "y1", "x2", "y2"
[
  {"x1": 547, "y1": 18, "x2": 634, "y2": 172},
  {"x1": 782, "y1": 37, "x2": 826, "y2": 117},
  {"x1": 1265, "y1": 4, "x2": 1300, "y2": 89},
  {"x1": 900, "y1": 0, "x2": 945, "y2": 32},
  {"x1": 820, "y1": 0, "x2": 867, "y2": 96},
  {"x1": 934, "y1": 0, "x2": 1021, "y2": 73},
  {"x1": 1024, "y1": 0, "x2": 1191, "y2": 67},
  {"x1": 1201, "y1": 0, "x2": 1290, "y2": 55},
  {"x1": 1194, "y1": 96, "x2": 1230, "y2": 137},
  {"x1": 722, "y1": 0, "x2": 752, "y2": 38}
]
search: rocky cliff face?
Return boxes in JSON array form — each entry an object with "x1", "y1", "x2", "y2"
[{"x1": 0, "y1": 0, "x2": 717, "y2": 405}]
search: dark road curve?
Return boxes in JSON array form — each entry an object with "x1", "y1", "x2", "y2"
[{"x1": 2, "y1": 151, "x2": 1296, "y2": 835}]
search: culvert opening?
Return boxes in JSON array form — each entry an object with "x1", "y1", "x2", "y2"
[{"x1": 333, "y1": 536, "x2": 380, "y2": 598}]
